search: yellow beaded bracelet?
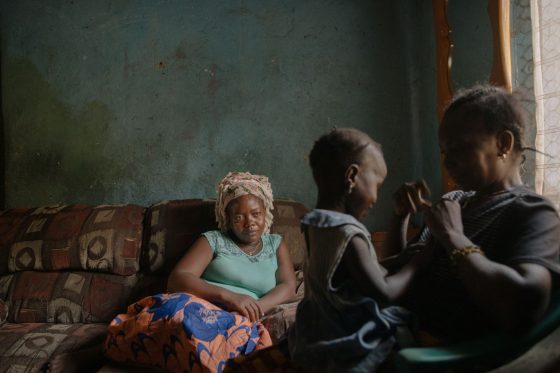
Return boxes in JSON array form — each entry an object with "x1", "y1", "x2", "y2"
[{"x1": 449, "y1": 245, "x2": 484, "y2": 265}]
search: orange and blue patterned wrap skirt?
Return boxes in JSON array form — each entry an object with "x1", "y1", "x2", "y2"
[{"x1": 104, "y1": 292, "x2": 273, "y2": 373}]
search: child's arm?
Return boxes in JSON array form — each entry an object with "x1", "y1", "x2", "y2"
[
  {"x1": 380, "y1": 242, "x2": 428, "y2": 273},
  {"x1": 340, "y1": 235, "x2": 432, "y2": 304},
  {"x1": 382, "y1": 180, "x2": 431, "y2": 258},
  {"x1": 382, "y1": 214, "x2": 411, "y2": 258}
]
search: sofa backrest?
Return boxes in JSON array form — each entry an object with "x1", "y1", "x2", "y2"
[
  {"x1": 142, "y1": 199, "x2": 217, "y2": 274},
  {"x1": 269, "y1": 200, "x2": 308, "y2": 270},
  {"x1": 0, "y1": 198, "x2": 308, "y2": 324},
  {"x1": 0, "y1": 204, "x2": 145, "y2": 323},
  {"x1": 143, "y1": 198, "x2": 308, "y2": 276},
  {"x1": 0, "y1": 204, "x2": 144, "y2": 276}
]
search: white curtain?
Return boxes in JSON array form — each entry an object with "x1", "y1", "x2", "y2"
[{"x1": 531, "y1": 0, "x2": 560, "y2": 208}]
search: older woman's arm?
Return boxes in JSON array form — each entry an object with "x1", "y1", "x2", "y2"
[
  {"x1": 454, "y1": 256, "x2": 551, "y2": 331},
  {"x1": 423, "y1": 198, "x2": 557, "y2": 332},
  {"x1": 167, "y1": 236, "x2": 219, "y2": 295},
  {"x1": 167, "y1": 236, "x2": 264, "y2": 322},
  {"x1": 256, "y1": 240, "x2": 297, "y2": 314}
]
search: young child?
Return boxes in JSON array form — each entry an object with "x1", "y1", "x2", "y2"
[
  {"x1": 288, "y1": 128, "x2": 430, "y2": 372},
  {"x1": 392, "y1": 85, "x2": 560, "y2": 342}
]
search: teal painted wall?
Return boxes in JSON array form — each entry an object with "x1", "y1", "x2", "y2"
[
  {"x1": 447, "y1": 1, "x2": 536, "y2": 186},
  {"x1": 1, "y1": 0, "x2": 452, "y2": 232},
  {"x1": 448, "y1": 1, "x2": 493, "y2": 90}
]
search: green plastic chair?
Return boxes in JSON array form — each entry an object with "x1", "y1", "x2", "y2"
[{"x1": 395, "y1": 292, "x2": 560, "y2": 372}]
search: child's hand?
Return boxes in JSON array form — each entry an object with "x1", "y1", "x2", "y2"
[
  {"x1": 406, "y1": 242, "x2": 435, "y2": 270},
  {"x1": 393, "y1": 180, "x2": 432, "y2": 217}
]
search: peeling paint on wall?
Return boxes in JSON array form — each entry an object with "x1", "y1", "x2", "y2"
[
  {"x1": 0, "y1": 0, "x2": 458, "y2": 232},
  {"x1": 3, "y1": 58, "x2": 132, "y2": 206}
]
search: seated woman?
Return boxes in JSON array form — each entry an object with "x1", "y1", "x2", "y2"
[
  {"x1": 387, "y1": 85, "x2": 560, "y2": 343},
  {"x1": 104, "y1": 172, "x2": 297, "y2": 373}
]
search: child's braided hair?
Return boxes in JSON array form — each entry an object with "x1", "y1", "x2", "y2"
[{"x1": 309, "y1": 128, "x2": 381, "y2": 185}]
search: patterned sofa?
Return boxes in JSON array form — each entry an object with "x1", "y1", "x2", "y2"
[{"x1": 0, "y1": 199, "x2": 307, "y2": 372}]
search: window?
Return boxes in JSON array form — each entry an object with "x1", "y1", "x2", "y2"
[{"x1": 532, "y1": 0, "x2": 560, "y2": 208}]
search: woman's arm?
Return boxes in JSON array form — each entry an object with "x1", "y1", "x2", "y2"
[
  {"x1": 257, "y1": 240, "x2": 297, "y2": 314},
  {"x1": 424, "y1": 199, "x2": 554, "y2": 332},
  {"x1": 167, "y1": 236, "x2": 264, "y2": 321},
  {"x1": 167, "y1": 236, "x2": 222, "y2": 296},
  {"x1": 455, "y1": 256, "x2": 551, "y2": 331}
]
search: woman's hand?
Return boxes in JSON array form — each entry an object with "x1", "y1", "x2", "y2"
[
  {"x1": 422, "y1": 198, "x2": 473, "y2": 253},
  {"x1": 393, "y1": 180, "x2": 432, "y2": 217},
  {"x1": 222, "y1": 292, "x2": 263, "y2": 322}
]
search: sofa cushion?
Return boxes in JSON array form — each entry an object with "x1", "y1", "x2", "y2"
[
  {"x1": 142, "y1": 199, "x2": 217, "y2": 273},
  {"x1": 0, "y1": 204, "x2": 145, "y2": 276},
  {"x1": 3, "y1": 271, "x2": 139, "y2": 323},
  {"x1": 0, "y1": 299, "x2": 7, "y2": 324},
  {"x1": 261, "y1": 269, "x2": 305, "y2": 343},
  {"x1": 0, "y1": 322, "x2": 106, "y2": 372},
  {"x1": 269, "y1": 200, "x2": 308, "y2": 270},
  {"x1": 143, "y1": 199, "x2": 308, "y2": 274},
  {"x1": 0, "y1": 273, "x2": 13, "y2": 301}
]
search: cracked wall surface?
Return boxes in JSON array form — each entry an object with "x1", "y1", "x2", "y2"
[{"x1": 0, "y1": 0, "x2": 497, "y2": 232}]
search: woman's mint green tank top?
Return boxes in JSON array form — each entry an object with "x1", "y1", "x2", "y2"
[{"x1": 201, "y1": 230, "x2": 281, "y2": 299}]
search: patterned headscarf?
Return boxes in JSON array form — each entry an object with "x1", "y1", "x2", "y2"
[{"x1": 215, "y1": 172, "x2": 274, "y2": 233}]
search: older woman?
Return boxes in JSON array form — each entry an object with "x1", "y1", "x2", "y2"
[
  {"x1": 105, "y1": 172, "x2": 296, "y2": 373},
  {"x1": 389, "y1": 86, "x2": 560, "y2": 343}
]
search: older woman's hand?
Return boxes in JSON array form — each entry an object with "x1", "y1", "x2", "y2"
[
  {"x1": 422, "y1": 198, "x2": 473, "y2": 253},
  {"x1": 222, "y1": 292, "x2": 263, "y2": 322}
]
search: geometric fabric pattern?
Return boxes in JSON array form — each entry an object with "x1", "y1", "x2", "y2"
[
  {"x1": 0, "y1": 198, "x2": 308, "y2": 371},
  {"x1": 142, "y1": 199, "x2": 217, "y2": 274},
  {"x1": 269, "y1": 200, "x2": 308, "y2": 270},
  {"x1": 0, "y1": 323, "x2": 107, "y2": 372},
  {"x1": 0, "y1": 204, "x2": 145, "y2": 276},
  {"x1": 4, "y1": 271, "x2": 139, "y2": 324}
]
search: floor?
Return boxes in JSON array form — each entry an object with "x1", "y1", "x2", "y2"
[
  {"x1": 97, "y1": 363, "x2": 155, "y2": 372},
  {"x1": 96, "y1": 328, "x2": 560, "y2": 372}
]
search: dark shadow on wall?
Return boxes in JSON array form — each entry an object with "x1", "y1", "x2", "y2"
[{"x1": 0, "y1": 48, "x2": 4, "y2": 210}]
